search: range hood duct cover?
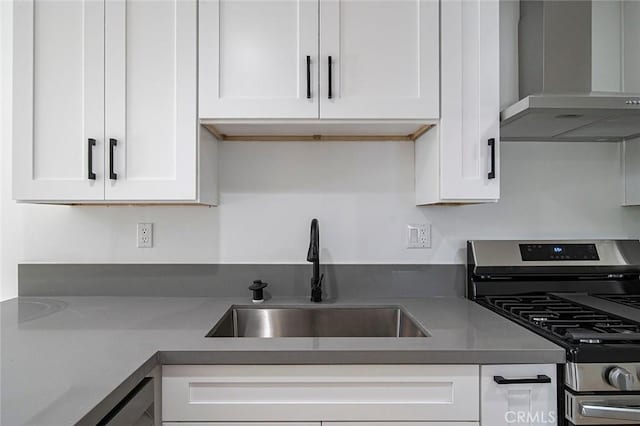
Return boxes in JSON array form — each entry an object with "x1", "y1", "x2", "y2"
[{"x1": 500, "y1": 0, "x2": 640, "y2": 142}]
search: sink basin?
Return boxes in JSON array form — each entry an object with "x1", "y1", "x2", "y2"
[{"x1": 206, "y1": 306, "x2": 429, "y2": 338}]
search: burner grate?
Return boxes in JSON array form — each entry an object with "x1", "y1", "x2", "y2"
[
  {"x1": 598, "y1": 294, "x2": 640, "y2": 310},
  {"x1": 482, "y1": 295, "x2": 640, "y2": 344}
]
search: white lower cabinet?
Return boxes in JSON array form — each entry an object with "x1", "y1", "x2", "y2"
[
  {"x1": 481, "y1": 364, "x2": 557, "y2": 426},
  {"x1": 164, "y1": 423, "x2": 477, "y2": 426},
  {"x1": 164, "y1": 424, "x2": 318, "y2": 426},
  {"x1": 162, "y1": 364, "x2": 556, "y2": 425},
  {"x1": 325, "y1": 423, "x2": 478, "y2": 426},
  {"x1": 162, "y1": 365, "x2": 479, "y2": 423}
]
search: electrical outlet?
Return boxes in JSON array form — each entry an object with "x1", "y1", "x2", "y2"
[
  {"x1": 137, "y1": 223, "x2": 153, "y2": 248},
  {"x1": 407, "y1": 223, "x2": 431, "y2": 249}
]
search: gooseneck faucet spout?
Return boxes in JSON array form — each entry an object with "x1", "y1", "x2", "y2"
[{"x1": 307, "y1": 218, "x2": 323, "y2": 303}]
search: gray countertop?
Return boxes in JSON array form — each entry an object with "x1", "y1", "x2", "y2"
[{"x1": 0, "y1": 296, "x2": 565, "y2": 426}]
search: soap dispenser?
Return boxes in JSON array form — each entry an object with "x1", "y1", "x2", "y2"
[{"x1": 248, "y1": 280, "x2": 268, "y2": 303}]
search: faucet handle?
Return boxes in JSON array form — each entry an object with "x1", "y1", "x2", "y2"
[{"x1": 310, "y1": 274, "x2": 325, "y2": 303}]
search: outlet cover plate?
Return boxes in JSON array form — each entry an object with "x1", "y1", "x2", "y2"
[
  {"x1": 137, "y1": 223, "x2": 153, "y2": 248},
  {"x1": 407, "y1": 223, "x2": 431, "y2": 249}
]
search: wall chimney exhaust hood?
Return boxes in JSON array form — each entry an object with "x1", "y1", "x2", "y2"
[{"x1": 500, "y1": 0, "x2": 640, "y2": 142}]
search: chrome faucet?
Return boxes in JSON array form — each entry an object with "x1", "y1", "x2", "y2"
[{"x1": 307, "y1": 218, "x2": 324, "y2": 303}]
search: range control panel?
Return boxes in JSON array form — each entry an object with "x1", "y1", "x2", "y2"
[{"x1": 519, "y1": 243, "x2": 600, "y2": 261}]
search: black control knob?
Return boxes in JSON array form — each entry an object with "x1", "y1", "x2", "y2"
[{"x1": 249, "y1": 280, "x2": 268, "y2": 303}]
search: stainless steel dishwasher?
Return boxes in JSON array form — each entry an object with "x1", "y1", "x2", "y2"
[{"x1": 97, "y1": 377, "x2": 156, "y2": 426}]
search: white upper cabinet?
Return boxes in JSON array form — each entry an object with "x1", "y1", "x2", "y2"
[
  {"x1": 199, "y1": 0, "x2": 439, "y2": 120},
  {"x1": 416, "y1": 0, "x2": 500, "y2": 204},
  {"x1": 319, "y1": 0, "x2": 439, "y2": 119},
  {"x1": 105, "y1": 0, "x2": 198, "y2": 201},
  {"x1": 13, "y1": 0, "x2": 217, "y2": 205},
  {"x1": 199, "y1": 0, "x2": 320, "y2": 119},
  {"x1": 13, "y1": 0, "x2": 105, "y2": 201},
  {"x1": 440, "y1": 0, "x2": 500, "y2": 201}
]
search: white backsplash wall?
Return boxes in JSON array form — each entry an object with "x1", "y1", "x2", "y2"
[
  {"x1": 2, "y1": 0, "x2": 640, "y2": 299},
  {"x1": 2, "y1": 139, "x2": 640, "y2": 299},
  {"x1": 1, "y1": 0, "x2": 10, "y2": 300}
]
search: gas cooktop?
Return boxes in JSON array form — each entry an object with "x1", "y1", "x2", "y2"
[
  {"x1": 597, "y1": 294, "x2": 640, "y2": 310},
  {"x1": 480, "y1": 294, "x2": 640, "y2": 344}
]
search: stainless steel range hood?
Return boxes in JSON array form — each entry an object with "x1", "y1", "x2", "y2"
[{"x1": 500, "y1": 0, "x2": 640, "y2": 142}]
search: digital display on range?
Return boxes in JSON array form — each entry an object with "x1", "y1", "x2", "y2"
[{"x1": 519, "y1": 243, "x2": 599, "y2": 261}]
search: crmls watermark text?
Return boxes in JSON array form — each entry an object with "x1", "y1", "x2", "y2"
[{"x1": 504, "y1": 410, "x2": 557, "y2": 424}]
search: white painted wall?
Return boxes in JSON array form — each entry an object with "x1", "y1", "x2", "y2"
[
  {"x1": 0, "y1": 0, "x2": 4, "y2": 299},
  {"x1": 1, "y1": 0, "x2": 11, "y2": 300},
  {"x1": 2, "y1": 0, "x2": 640, "y2": 300}
]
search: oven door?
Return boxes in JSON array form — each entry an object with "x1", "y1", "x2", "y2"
[{"x1": 566, "y1": 392, "x2": 640, "y2": 425}]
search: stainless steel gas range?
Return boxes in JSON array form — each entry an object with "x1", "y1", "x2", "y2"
[{"x1": 467, "y1": 240, "x2": 640, "y2": 425}]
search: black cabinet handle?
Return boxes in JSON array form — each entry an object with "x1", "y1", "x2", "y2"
[
  {"x1": 493, "y1": 375, "x2": 551, "y2": 385},
  {"x1": 488, "y1": 138, "x2": 496, "y2": 180},
  {"x1": 109, "y1": 138, "x2": 118, "y2": 180},
  {"x1": 87, "y1": 138, "x2": 96, "y2": 180},
  {"x1": 328, "y1": 56, "x2": 333, "y2": 99},
  {"x1": 306, "y1": 55, "x2": 311, "y2": 99}
]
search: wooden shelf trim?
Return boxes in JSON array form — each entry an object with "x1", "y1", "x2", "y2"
[{"x1": 202, "y1": 124, "x2": 434, "y2": 142}]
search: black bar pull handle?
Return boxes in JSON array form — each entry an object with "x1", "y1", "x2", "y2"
[
  {"x1": 328, "y1": 56, "x2": 333, "y2": 99},
  {"x1": 493, "y1": 375, "x2": 551, "y2": 385},
  {"x1": 488, "y1": 138, "x2": 496, "y2": 180},
  {"x1": 306, "y1": 55, "x2": 311, "y2": 99},
  {"x1": 87, "y1": 138, "x2": 96, "y2": 180},
  {"x1": 109, "y1": 138, "x2": 118, "y2": 180}
]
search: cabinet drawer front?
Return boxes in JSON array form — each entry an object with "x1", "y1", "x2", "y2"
[
  {"x1": 163, "y1": 365, "x2": 479, "y2": 422},
  {"x1": 481, "y1": 364, "x2": 558, "y2": 426}
]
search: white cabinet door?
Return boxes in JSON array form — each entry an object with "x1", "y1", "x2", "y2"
[
  {"x1": 623, "y1": 138, "x2": 640, "y2": 205},
  {"x1": 199, "y1": 0, "x2": 319, "y2": 119},
  {"x1": 324, "y1": 423, "x2": 478, "y2": 426},
  {"x1": 105, "y1": 0, "x2": 198, "y2": 201},
  {"x1": 164, "y1": 423, "x2": 475, "y2": 426},
  {"x1": 481, "y1": 365, "x2": 557, "y2": 426},
  {"x1": 163, "y1": 364, "x2": 479, "y2": 422},
  {"x1": 164, "y1": 423, "x2": 319, "y2": 426},
  {"x1": 13, "y1": 0, "x2": 105, "y2": 201},
  {"x1": 438, "y1": 0, "x2": 500, "y2": 201},
  {"x1": 319, "y1": 0, "x2": 439, "y2": 119}
]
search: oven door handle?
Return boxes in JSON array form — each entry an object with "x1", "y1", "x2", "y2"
[{"x1": 580, "y1": 402, "x2": 640, "y2": 421}]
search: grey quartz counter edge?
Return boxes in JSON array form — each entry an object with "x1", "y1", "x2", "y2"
[
  {"x1": 79, "y1": 348, "x2": 565, "y2": 426},
  {"x1": 78, "y1": 354, "x2": 159, "y2": 426},
  {"x1": 159, "y1": 349, "x2": 565, "y2": 365}
]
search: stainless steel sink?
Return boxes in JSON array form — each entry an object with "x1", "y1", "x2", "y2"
[{"x1": 206, "y1": 306, "x2": 429, "y2": 338}]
